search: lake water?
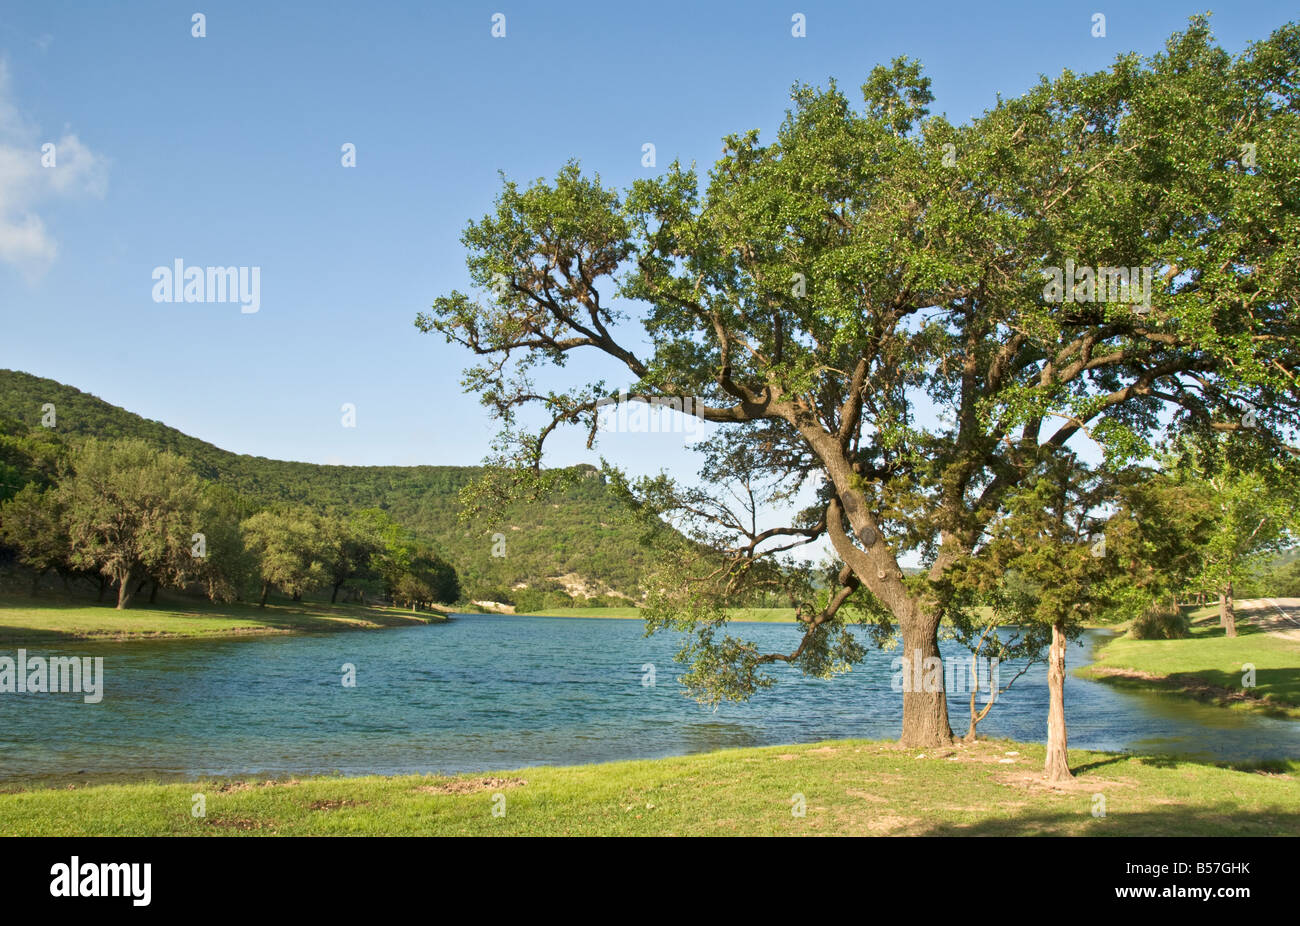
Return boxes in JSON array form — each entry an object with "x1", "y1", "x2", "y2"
[{"x1": 1, "y1": 613, "x2": 1295, "y2": 785}]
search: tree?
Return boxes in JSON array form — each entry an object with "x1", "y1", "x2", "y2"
[
  {"x1": 420, "y1": 18, "x2": 1300, "y2": 748},
  {"x1": 241, "y1": 507, "x2": 329, "y2": 606},
  {"x1": 0, "y1": 484, "x2": 70, "y2": 594},
  {"x1": 1165, "y1": 436, "x2": 1298, "y2": 636},
  {"x1": 321, "y1": 514, "x2": 381, "y2": 604},
  {"x1": 189, "y1": 484, "x2": 257, "y2": 602},
  {"x1": 955, "y1": 456, "x2": 1114, "y2": 779},
  {"x1": 410, "y1": 549, "x2": 460, "y2": 605},
  {"x1": 58, "y1": 438, "x2": 206, "y2": 609},
  {"x1": 949, "y1": 569, "x2": 1050, "y2": 743}
]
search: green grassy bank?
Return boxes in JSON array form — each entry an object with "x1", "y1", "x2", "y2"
[
  {"x1": 1080, "y1": 605, "x2": 1300, "y2": 718},
  {"x1": 0, "y1": 593, "x2": 444, "y2": 644},
  {"x1": 0, "y1": 738, "x2": 1294, "y2": 836}
]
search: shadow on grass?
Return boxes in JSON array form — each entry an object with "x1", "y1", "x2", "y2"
[
  {"x1": 0, "y1": 625, "x2": 85, "y2": 645},
  {"x1": 1069, "y1": 755, "x2": 1131, "y2": 774},
  {"x1": 916, "y1": 803, "x2": 1300, "y2": 836}
]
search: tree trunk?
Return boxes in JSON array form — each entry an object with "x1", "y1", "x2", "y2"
[
  {"x1": 116, "y1": 570, "x2": 136, "y2": 610},
  {"x1": 96, "y1": 575, "x2": 107, "y2": 603},
  {"x1": 149, "y1": 580, "x2": 159, "y2": 604},
  {"x1": 900, "y1": 610, "x2": 954, "y2": 748},
  {"x1": 331, "y1": 583, "x2": 341, "y2": 604},
  {"x1": 30, "y1": 567, "x2": 46, "y2": 597},
  {"x1": 259, "y1": 581, "x2": 270, "y2": 607},
  {"x1": 1219, "y1": 585, "x2": 1237, "y2": 638},
  {"x1": 1044, "y1": 620, "x2": 1072, "y2": 781}
]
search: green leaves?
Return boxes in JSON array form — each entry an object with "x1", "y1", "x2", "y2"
[{"x1": 424, "y1": 17, "x2": 1300, "y2": 706}]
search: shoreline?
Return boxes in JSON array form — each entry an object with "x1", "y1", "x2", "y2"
[
  {"x1": 1078, "y1": 607, "x2": 1300, "y2": 719},
  {"x1": 0, "y1": 595, "x2": 446, "y2": 646}
]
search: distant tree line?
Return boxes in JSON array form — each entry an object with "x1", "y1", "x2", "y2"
[
  {"x1": 0, "y1": 423, "x2": 459, "y2": 610},
  {"x1": 0, "y1": 370, "x2": 665, "y2": 602}
]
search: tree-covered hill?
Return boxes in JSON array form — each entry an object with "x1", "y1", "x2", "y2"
[{"x1": 0, "y1": 369, "x2": 654, "y2": 601}]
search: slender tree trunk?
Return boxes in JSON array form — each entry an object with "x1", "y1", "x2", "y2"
[
  {"x1": 259, "y1": 581, "x2": 270, "y2": 607},
  {"x1": 149, "y1": 580, "x2": 159, "y2": 604},
  {"x1": 900, "y1": 610, "x2": 954, "y2": 747},
  {"x1": 1219, "y1": 585, "x2": 1237, "y2": 638},
  {"x1": 1044, "y1": 620, "x2": 1072, "y2": 781},
  {"x1": 331, "y1": 582, "x2": 341, "y2": 604}
]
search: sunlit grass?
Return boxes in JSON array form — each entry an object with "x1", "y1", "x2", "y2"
[
  {"x1": 0, "y1": 738, "x2": 1294, "y2": 836},
  {"x1": 1080, "y1": 605, "x2": 1300, "y2": 716},
  {"x1": 0, "y1": 593, "x2": 442, "y2": 644}
]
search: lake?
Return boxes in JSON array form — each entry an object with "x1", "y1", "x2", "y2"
[{"x1": 1, "y1": 613, "x2": 1295, "y2": 785}]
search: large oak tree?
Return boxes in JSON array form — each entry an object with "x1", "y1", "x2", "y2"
[{"x1": 421, "y1": 18, "x2": 1300, "y2": 756}]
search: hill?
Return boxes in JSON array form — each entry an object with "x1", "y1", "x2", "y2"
[{"x1": 0, "y1": 369, "x2": 654, "y2": 602}]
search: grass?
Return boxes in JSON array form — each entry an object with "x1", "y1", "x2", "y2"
[
  {"x1": 1080, "y1": 605, "x2": 1300, "y2": 717},
  {"x1": 0, "y1": 592, "x2": 444, "y2": 644},
  {"x1": 519, "y1": 606, "x2": 797, "y2": 622},
  {"x1": 0, "y1": 738, "x2": 1294, "y2": 836}
]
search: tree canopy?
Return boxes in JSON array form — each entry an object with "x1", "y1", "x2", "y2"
[{"x1": 421, "y1": 17, "x2": 1300, "y2": 764}]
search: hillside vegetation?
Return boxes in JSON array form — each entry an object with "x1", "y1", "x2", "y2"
[{"x1": 0, "y1": 370, "x2": 653, "y2": 602}]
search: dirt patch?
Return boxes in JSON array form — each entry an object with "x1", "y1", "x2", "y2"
[
  {"x1": 844, "y1": 788, "x2": 888, "y2": 803},
  {"x1": 865, "y1": 814, "x2": 919, "y2": 833},
  {"x1": 308, "y1": 799, "x2": 361, "y2": 811},
  {"x1": 204, "y1": 816, "x2": 273, "y2": 831},
  {"x1": 414, "y1": 776, "x2": 526, "y2": 795},
  {"x1": 997, "y1": 770, "x2": 1137, "y2": 793},
  {"x1": 216, "y1": 779, "x2": 301, "y2": 793}
]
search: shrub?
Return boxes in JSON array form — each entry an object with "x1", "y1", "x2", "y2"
[{"x1": 1129, "y1": 606, "x2": 1190, "y2": 640}]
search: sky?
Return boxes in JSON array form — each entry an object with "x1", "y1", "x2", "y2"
[{"x1": 0, "y1": 1, "x2": 1294, "y2": 497}]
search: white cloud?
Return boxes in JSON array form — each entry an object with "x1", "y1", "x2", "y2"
[{"x1": 0, "y1": 59, "x2": 107, "y2": 278}]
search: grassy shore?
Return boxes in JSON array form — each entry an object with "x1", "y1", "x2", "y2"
[
  {"x1": 0, "y1": 738, "x2": 1294, "y2": 836},
  {"x1": 1080, "y1": 605, "x2": 1300, "y2": 718},
  {"x1": 0, "y1": 593, "x2": 444, "y2": 644}
]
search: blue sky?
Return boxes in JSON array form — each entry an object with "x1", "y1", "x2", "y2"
[{"x1": 0, "y1": 0, "x2": 1294, "y2": 487}]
